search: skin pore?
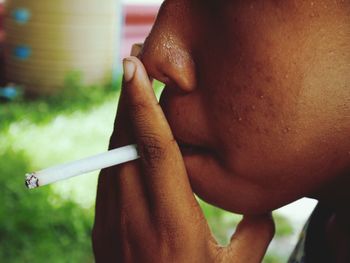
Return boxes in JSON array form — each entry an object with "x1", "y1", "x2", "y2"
[{"x1": 140, "y1": 0, "x2": 350, "y2": 214}]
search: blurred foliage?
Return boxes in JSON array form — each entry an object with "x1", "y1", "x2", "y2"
[
  {"x1": 198, "y1": 199, "x2": 241, "y2": 245},
  {"x1": 263, "y1": 254, "x2": 284, "y2": 263},
  {"x1": 0, "y1": 71, "x2": 118, "y2": 131},
  {"x1": 0, "y1": 73, "x2": 115, "y2": 262},
  {"x1": 199, "y1": 200, "x2": 294, "y2": 245},
  {"x1": 274, "y1": 213, "x2": 294, "y2": 237},
  {"x1": 153, "y1": 79, "x2": 165, "y2": 96},
  {"x1": 0, "y1": 147, "x2": 93, "y2": 263},
  {"x1": 0, "y1": 74, "x2": 295, "y2": 262}
]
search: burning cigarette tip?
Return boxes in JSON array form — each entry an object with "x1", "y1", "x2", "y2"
[
  {"x1": 24, "y1": 144, "x2": 139, "y2": 189},
  {"x1": 25, "y1": 173, "x2": 39, "y2": 189}
]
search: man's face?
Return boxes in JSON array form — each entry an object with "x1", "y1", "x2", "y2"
[{"x1": 140, "y1": 0, "x2": 350, "y2": 214}]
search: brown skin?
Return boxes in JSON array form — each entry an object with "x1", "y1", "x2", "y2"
[
  {"x1": 142, "y1": 0, "x2": 350, "y2": 214},
  {"x1": 93, "y1": 0, "x2": 350, "y2": 262},
  {"x1": 93, "y1": 57, "x2": 274, "y2": 262}
]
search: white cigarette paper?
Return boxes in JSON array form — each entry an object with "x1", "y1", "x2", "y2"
[{"x1": 25, "y1": 144, "x2": 139, "y2": 189}]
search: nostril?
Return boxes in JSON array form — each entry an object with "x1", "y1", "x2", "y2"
[
  {"x1": 149, "y1": 73, "x2": 179, "y2": 94},
  {"x1": 154, "y1": 72, "x2": 173, "y2": 87},
  {"x1": 151, "y1": 58, "x2": 196, "y2": 93},
  {"x1": 140, "y1": 38, "x2": 196, "y2": 93}
]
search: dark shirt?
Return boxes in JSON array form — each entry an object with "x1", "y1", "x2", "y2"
[{"x1": 288, "y1": 203, "x2": 334, "y2": 263}]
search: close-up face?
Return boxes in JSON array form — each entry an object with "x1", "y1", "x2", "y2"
[{"x1": 140, "y1": 0, "x2": 350, "y2": 214}]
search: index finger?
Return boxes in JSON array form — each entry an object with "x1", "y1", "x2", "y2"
[{"x1": 122, "y1": 56, "x2": 198, "y2": 214}]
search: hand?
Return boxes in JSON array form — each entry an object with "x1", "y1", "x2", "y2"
[{"x1": 92, "y1": 56, "x2": 275, "y2": 263}]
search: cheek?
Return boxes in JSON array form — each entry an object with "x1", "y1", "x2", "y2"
[
  {"x1": 205, "y1": 83, "x2": 349, "y2": 206},
  {"x1": 203, "y1": 58, "x2": 301, "y2": 160},
  {"x1": 199, "y1": 54, "x2": 349, "y2": 205}
]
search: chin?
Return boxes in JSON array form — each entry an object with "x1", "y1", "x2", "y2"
[{"x1": 179, "y1": 153, "x2": 274, "y2": 215}]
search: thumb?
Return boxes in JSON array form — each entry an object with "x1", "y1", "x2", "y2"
[{"x1": 225, "y1": 214, "x2": 275, "y2": 263}]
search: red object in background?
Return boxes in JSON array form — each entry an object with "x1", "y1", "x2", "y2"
[{"x1": 121, "y1": 4, "x2": 159, "y2": 58}]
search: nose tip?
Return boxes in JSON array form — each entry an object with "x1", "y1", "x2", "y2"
[{"x1": 140, "y1": 35, "x2": 196, "y2": 93}]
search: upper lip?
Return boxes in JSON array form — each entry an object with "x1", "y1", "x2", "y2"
[{"x1": 158, "y1": 84, "x2": 213, "y2": 155}]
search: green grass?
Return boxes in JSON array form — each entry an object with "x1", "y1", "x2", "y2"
[
  {"x1": 0, "y1": 147, "x2": 94, "y2": 263},
  {"x1": 0, "y1": 76, "x2": 294, "y2": 262}
]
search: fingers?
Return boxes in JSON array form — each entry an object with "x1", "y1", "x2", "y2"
[
  {"x1": 106, "y1": 67, "x2": 148, "y2": 223},
  {"x1": 93, "y1": 52, "x2": 148, "y2": 258},
  {"x1": 110, "y1": 42, "x2": 143, "y2": 147},
  {"x1": 131, "y1": 43, "x2": 143, "y2": 58},
  {"x1": 225, "y1": 214, "x2": 275, "y2": 263},
  {"x1": 122, "y1": 56, "x2": 198, "y2": 215}
]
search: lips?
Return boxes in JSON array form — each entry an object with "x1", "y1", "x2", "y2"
[
  {"x1": 178, "y1": 143, "x2": 202, "y2": 155},
  {"x1": 176, "y1": 138, "x2": 212, "y2": 156}
]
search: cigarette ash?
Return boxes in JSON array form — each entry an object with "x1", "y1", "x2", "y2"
[{"x1": 25, "y1": 173, "x2": 39, "y2": 189}]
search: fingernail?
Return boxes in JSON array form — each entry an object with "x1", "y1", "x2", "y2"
[{"x1": 123, "y1": 58, "x2": 136, "y2": 82}]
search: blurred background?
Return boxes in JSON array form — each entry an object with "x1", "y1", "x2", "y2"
[{"x1": 0, "y1": 0, "x2": 317, "y2": 262}]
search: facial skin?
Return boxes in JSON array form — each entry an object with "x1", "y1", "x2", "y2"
[{"x1": 140, "y1": 0, "x2": 350, "y2": 214}]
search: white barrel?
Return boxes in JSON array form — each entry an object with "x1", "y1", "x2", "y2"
[{"x1": 4, "y1": 0, "x2": 120, "y2": 94}]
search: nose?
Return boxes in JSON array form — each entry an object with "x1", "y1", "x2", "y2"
[{"x1": 139, "y1": 1, "x2": 196, "y2": 93}]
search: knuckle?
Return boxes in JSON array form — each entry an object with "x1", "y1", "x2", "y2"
[
  {"x1": 138, "y1": 135, "x2": 169, "y2": 166},
  {"x1": 132, "y1": 101, "x2": 152, "y2": 119},
  {"x1": 131, "y1": 100, "x2": 163, "y2": 126}
]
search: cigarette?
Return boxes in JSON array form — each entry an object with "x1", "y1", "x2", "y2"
[{"x1": 25, "y1": 144, "x2": 139, "y2": 189}]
